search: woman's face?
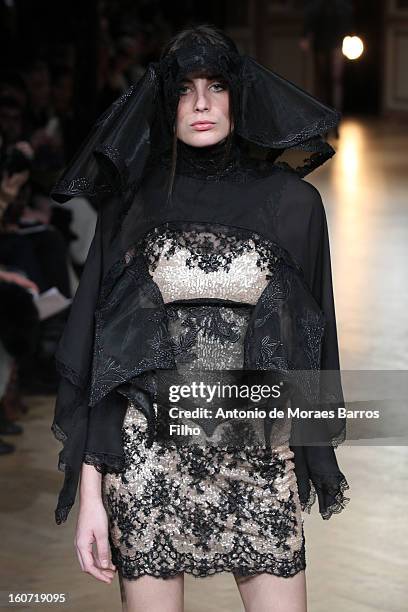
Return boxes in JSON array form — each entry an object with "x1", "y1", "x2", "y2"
[{"x1": 176, "y1": 73, "x2": 231, "y2": 147}]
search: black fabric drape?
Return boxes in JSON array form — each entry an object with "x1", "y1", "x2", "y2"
[
  {"x1": 51, "y1": 158, "x2": 349, "y2": 525},
  {"x1": 50, "y1": 40, "x2": 349, "y2": 525}
]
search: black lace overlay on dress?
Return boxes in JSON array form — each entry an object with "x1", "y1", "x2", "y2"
[
  {"x1": 102, "y1": 403, "x2": 306, "y2": 579},
  {"x1": 140, "y1": 222, "x2": 281, "y2": 275}
]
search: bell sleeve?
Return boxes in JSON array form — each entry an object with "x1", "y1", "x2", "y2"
[
  {"x1": 281, "y1": 177, "x2": 351, "y2": 519},
  {"x1": 50, "y1": 191, "x2": 128, "y2": 525},
  {"x1": 50, "y1": 207, "x2": 103, "y2": 524}
]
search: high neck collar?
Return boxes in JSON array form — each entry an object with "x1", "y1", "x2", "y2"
[{"x1": 173, "y1": 134, "x2": 242, "y2": 180}]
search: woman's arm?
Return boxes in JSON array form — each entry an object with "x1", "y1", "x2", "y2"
[
  {"x1": 79, "y1": 462, "x2": 102, "y2": 500},
  {"x1": 74, "y1": 463, "x2": 117, "y2": 583}
]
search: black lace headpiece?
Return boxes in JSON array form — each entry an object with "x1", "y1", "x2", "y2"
[{"x1": 50, "y1": 40, "x2": 341, "y2": 208}]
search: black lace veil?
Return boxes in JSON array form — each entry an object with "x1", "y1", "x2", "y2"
[
  {"x1": 51, "y1": 46, "x2": 340, "y2": 207},
  {"x1": 50, "y1": 37, "x2": 348, "y2": 525}
]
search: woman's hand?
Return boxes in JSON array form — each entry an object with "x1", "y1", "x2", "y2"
[
  {"x1": 0, "y1": 169, "x2": 30, "y2": 209},
  {"x1": 0, "y1": 270, "x2": 39, "y2": 294},
  {"x1": 75, "y1": 496, "x2": 117, "y2": 584}
]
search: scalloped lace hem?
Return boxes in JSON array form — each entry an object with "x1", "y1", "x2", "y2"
[
  {"x1": 116, "y1": 564, "x2": 307, "y2": 581},
  {"x1": 83, "y1": 452, "x2": 125, "y2": 475},
  {"x1": 111, "y1": 549, "x2": 306, "y2": 580},
  {"x1": 300, "y1": 474, "x2": 350, "y2": 520},
  {"x1": 331, "y1": 423, "x2": 347, "y2": 449}
]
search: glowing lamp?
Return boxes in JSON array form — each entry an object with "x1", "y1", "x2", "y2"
[{"x1": 342, "y1": 36, "x2": 364, "y2": 60}]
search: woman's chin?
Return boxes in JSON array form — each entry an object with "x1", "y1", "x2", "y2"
[{"x1": 185, "y1": 130, "x2": 226, "y2": 147}]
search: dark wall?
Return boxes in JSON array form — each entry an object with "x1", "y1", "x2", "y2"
[{"x1": 342, "y1": 0, "x2": 383, "y2": 114}]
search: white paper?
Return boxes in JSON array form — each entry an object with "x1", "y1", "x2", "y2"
[{"x1": 32, "y1": 287, "x2": 72, "y2": 320}]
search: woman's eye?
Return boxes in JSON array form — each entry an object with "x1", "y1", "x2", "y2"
[
  {"x1": 178, "y1": 82, "x2": 227, "y2": 96},
  {"x1": 210, "y1": 82, "x2": 226, "y2": 92},
  {"x1": 178, "y1": 85, "x2": 190, "y2": 95}
]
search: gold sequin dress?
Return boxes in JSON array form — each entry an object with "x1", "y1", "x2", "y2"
[{"x1": 102, "y1": 224, "x2": 306, "y2": 580}]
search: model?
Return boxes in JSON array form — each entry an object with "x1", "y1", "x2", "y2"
[{"x1": 51, "y1": 24, "x2": 350, "y2": 612}]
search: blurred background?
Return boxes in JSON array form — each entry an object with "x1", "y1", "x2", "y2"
[{"x1": 0, "y1": 1, "x2": 407, "y2": 611}]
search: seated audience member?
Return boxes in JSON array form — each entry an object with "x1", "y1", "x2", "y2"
[
  {"x1": 0, "y1": 268, "x2": 40, "y2": 451},
  {"x1": 0, "y1": 143, "x2": 73, "y2": 298}
]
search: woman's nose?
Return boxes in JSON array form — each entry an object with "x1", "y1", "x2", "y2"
[{"x1": 194, "y1": 90, "x2": 210, "y2": 111}]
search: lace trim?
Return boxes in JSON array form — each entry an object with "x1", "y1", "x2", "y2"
[
  {"x1": 172, "y1": 136, "x2": 242, "y2": 180},
  {"x1": 55, "y1": 502, "x2": 74, "y2": 526},
  {"x1": 83, "y1": 452, "x2": 125, "y2": 475},
  {"x1": 51, "y1": 422, "x2": 67, "y2": 443},
  {"x1": 111, "y1": 545, "x2": 306, "y2": 580},
  {"x1": 246, "y1": 114, "x2": 340, "y2": 150},
  {"x1": 158, "y1": 148, "x2": 280, "y2": 184},
  {"x1": 94, "y1": 83, "x2": 138, "y2": 127},
  {"x1": 52, "y1": 176, "x2": 112, "y2": 200},
  {"x1": 135, "y1": 222, "x2": 298, "y2": 276},
  {"x1": 90, "y1": 259, "x2": 176, "y2": 406},
  {"x1": 53, "y1": 460, "x2": 78, "y2": 525},
  {"x1": 55, "y1": 357, "x2": 88, "y2": 389},
  {"x1": 296, "y1": 308, "x2": 326, "y2": 371},
  {"x1": 301, "y1": 472, "x2": 350, "y2": 520},
  {"x1": 330, "y1": 422, "x2": 347, "y2": 448}
]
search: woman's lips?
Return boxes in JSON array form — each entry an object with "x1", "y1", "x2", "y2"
[{"x1": 191, "y1": 122, "x2": 215, "y2": 131}]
